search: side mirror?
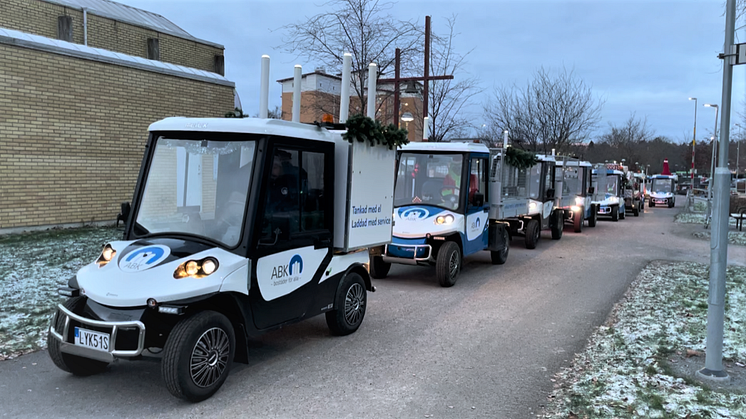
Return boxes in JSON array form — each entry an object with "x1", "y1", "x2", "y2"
[
  {"x1": 588, "y1": 187, "x2": 595, "y2": 195},
  {"x1": 545, "y1": 188, "x2": 555, "y2": 200},
  {"x1": 117, "y1": 202, "x2": 131, "y2": 228},
  {"x1": 473, "y1": 193, "x2": 485, "y2": 207}
]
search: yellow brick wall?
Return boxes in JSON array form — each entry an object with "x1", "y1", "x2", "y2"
[
  {"x1": 0, "y1": 43, "x2": 234, "y2": 229},
  {"x1": 0, "y1": 0, "x2": 223, "y2": 73}
]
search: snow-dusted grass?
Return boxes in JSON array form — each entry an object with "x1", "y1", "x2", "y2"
[
  {"x1": 692, "y1": 231, "x2": 746, "y2": 247},
  {"x1": 0, "y1": 226, "x2": 121, "y2": 360},
  {"x1": 542, "y1": 262, "x2": 746, "y2": 418}
]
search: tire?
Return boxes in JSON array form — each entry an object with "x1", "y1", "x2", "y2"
[
  {"x1": 633, "y1": 202, "x2": 640, "y2": 216},
  {"x1": 490, "y1": 228, "x2": 509, "y2": 265},
  {"x1": 611, "y1": 205, "x2": 619, "y2": 222},
  {"x1": 640, "y1": 199, "x2": 644, "y2": 210},
  {"x1": 551, "y1": 210, "x2": 563, "y2": 240},
  {"x1": 650, "y1": 200, "x2": 655, "y2": 208},
  {"x1": 48, "y1": 297, "x2": 109, "y2": 376},
  {"x1": 326, "y1": 273, "x2": 367, "y2": 335},
  {"x1": 436, "y1": 241, "x2": 461, "y2": 287},
  {"x1": 369, "y1": 256, "x2": 390, "y2": 279},
  {"x1": 620, "y1": 207, "x2": 626, "y2": 219},
  {"x1": 669, "y1": 199, "x2": 674, "y2": 208},
  {"x1": 524, "y1": 219, "x2": 540, "y2": 249},
  {"x1": 573, "y1": 209, "x2": 583, "y2": 233},
  {"x1": 162, "y1": 311, "x2": 235, "y2": 402},
  {"x1": 588, "y1": 205, "x2": 597, "y2": 227}
]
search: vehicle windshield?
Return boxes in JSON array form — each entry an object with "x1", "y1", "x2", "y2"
[
  {"x1": 395, "y1": 152, "x2": 463, "y2": 211},
  {"x1": 605, "y1": 175, "x2": 619, "y2": 195},
  {"x1": 135, "y1": 136, "x2": 256, "y2": 247},
  {"x1": 561, "y1": 166, "x2": 583, "y2": 195},
  {"x1": 652, "y1": 178, "x2": 674, "y2": 193}
]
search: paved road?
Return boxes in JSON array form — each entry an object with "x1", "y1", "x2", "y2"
[{"x1": 1, "y1": 201, "x2": 744, "y2": 419}]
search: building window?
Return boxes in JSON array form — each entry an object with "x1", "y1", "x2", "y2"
[
  {"x1": 57, "y1": 16, "x2": 73, "y2": 42},
  {"x1": 147, "y1": 38, "x2": 160, "y2": 60}
]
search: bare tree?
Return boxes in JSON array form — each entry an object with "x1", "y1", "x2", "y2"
[
  {"x1": 598, "y1": 114, "x2": 653, "y2": 165},
  {"x1": 277, "y1": 0, "x2": 422, "y2": 117},
  {"x1": 408, "y1": 16, "x2": 480, "y2": 142},
  {"x1": 483, "y1": 67, "x2": 604, "y2": 154}
]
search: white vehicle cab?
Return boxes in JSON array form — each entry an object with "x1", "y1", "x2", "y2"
[
  {"x1": 649, "y1": 174, "x2": 676, "y2": 208},
  {"x1": 591, "y1": 163, "x2": 627, "y2": 221},
  {"x1": 370, "y1": 142, "x2": 510, "y2": 287},
  {"x1": 555, "y1": 158, "x2": 597, "y2": 232},
  {"x1": 48, "y1": 58, "x2": 397, "y2": 402}
]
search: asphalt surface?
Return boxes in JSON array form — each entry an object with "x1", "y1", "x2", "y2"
[{"x1": 1, "y1": 200, "x2": 744, "y2": 419}]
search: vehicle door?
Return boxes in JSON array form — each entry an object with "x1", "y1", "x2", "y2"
[
  {"x1": 463, "y1": 154, "x2": 489, "y2": 256},
  {"x1": 250, "y1": 139, "x2": 334, "y2": 330}
]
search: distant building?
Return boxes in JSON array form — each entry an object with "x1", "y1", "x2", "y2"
[
  {"x1": 277, "y1": 69, "x2": 424, "y2": 142},
  {"x1": 0, "y1": 0, "x2": 236, "y2": 231}
]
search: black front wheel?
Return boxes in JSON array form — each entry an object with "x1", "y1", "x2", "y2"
[
  {"x1": 369, "y1": 256, "x2": 391, "y2": 279},
  {"x1": 162, "y1": 311, "x2": 235, "y2": 402},
  {"x1": 524, "y1": 219, "x2": 540, "y2": 249},
  {"x1": 551, "y1": 210, "x2": 563, "y2": 240},
  {"x1": 48, "y1": 297, "x2": 109, "y2": 376},
  {"x1": 326, "y1": 273, "x2": 367, "y2": 335},
  {"x1": 573, "y1": 210, "x2": 583, "y2": 233},
  {"x1": 436, "y1": 241, "x2": 461, "y2": 287},
  {"x1": 588, "y1": 205, "x2": 597, "y2": 227},
  {"x1": 611, "y1": 205, "x2": 619, "y2": 221}
]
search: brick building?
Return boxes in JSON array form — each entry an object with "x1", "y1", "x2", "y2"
[
  {"x1": 277, "y1": 69, "x2": 423, "y2": 142},
  {"x1": 0, "y1": 0, "x2": 235, "y2": 231}
]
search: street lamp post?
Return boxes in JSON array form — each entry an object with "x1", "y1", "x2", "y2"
[
  {"x1": 689, "y1": 98, "x2": 697, "y2": 184},
  {"x1": 704, "y1": 103, "x2": 719, "y2": 205}
]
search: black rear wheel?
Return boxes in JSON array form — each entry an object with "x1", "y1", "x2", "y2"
[
  {"x1": 588, "y1": 205, "x2": 597, "y2": 227},
  {"x1": 326, "y1": 273, "x2": 367, "y2": 335},
  {"x1": 551, "y1": 210, "x2": 563, "y2": 240},
  {"x1": 490, "y1": 228, "x2": 509, "y2": 265}
]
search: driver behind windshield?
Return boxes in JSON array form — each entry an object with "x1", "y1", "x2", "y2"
[{"x1": 441, "y1": 159, "x2": 462, "y2": 209}]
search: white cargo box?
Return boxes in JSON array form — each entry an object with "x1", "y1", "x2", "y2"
[{"x1": 333, "y1": 140, "x2": 397, "y2": 252}]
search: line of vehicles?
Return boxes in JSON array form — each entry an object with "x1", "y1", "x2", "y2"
[{"x1": 45, "y1": 56, "x2": 673, "y2": 402}]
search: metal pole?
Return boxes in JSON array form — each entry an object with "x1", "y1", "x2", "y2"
[
  {"x1": 394, "y1": 48, "x2": 401, "y2": 129},
  {"x1": 339, "y1": 53, "x2": 352, "y2": 123},
  {"x1": 698, "y1": 0, "x2": 735, "y2": 382},
  {"x1": 689, "y1": 97, "x2": 697, "y2": 184},
  {"x1": 367, "y1": 63, "x2": 378, "y2": 119},
  {"x1": 292, "y1": 65, "x2": 302, "y2": 123},
  {"x1": 259, "y1": 55, "x2": 270, "y2": 119},
  {"x1": 423, "y1": 16, "x2": 430, "y2": 120}
]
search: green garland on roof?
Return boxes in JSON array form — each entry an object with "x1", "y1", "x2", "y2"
[
  {"x1": 342, "y1": 114, "x2": 410, "y2": 150},
  {"x1": 504, "y1": 147, "x2": 538, "y2": 170}
]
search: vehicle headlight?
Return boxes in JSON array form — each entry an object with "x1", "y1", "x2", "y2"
[
  {"x1": 96, "y1": 243, "x2": 116, "y2": 266},
  {"x1": 174, "y1": 257, "x2": 219, "y2": 279},
  {"x1": 574, "y1": 197, "x2": 584, "y2": 206},
  {"x1": 435, "y1": 214, "x2": 455, "y2": 225},
  {"x1": 529, "y1": 202, "x2": 537, "y2": 210},
  {"x1": 571, "y1": 205, "x2": 581, "y2": 213}
]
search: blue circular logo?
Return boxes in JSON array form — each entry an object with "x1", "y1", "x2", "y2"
[{"x1": 401, "y1": 208, "x2": 430, "y2": 220}]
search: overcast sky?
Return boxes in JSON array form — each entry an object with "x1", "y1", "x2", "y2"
[{"x1": 116, "y1": 0, "x2": 745, "y2": 142}]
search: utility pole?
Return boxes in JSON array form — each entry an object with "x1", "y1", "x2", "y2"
[{"x1": 697, "y1": 0, "x2": 737, "y2": 383}]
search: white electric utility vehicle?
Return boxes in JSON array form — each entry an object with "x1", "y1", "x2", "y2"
[
  {"x1": 649, "y1": 174, "x2": 676, "y2": 208},
  {"x1": 370, "y1": 142, "x2": 510, "y2": 287},
  {"x1": 555, "y1": 158, "x2": 597, "y2": 232},
  {"x1": 48, "y1": 58, "x2": 396, "y2": 402},
  {"x1": 591, "y1": 164, "x2": 627, "y2": 221}
]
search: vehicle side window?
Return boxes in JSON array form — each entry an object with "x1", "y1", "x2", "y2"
[
  {"x1": 468, "y1": 157, "x2": 486, "y2": 207},
  {"x1": 261, "y1": 148, "x2": 326, "y2": 244}
]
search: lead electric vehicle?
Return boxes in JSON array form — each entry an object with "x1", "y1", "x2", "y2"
[
  {"x1": 47, "y1": 57, "x2": 398, "y2": 401},
  {"x1": 369, "y1": 142, "x2": 510, "y2": 287}
]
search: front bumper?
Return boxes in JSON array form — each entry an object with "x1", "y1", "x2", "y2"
[
  {"x1": 49, "y1": 303, "x2": 146, "y2": 363},
  {"x1": 383, "y1": 242, "x2": 433, "y2": 265}
]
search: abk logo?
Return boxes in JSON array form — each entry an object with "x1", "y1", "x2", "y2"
[
  {"x1": 119, "y1": 245, "x2": 171, "y2": 273},
  {"x1": 401, "y1": 208, "x2": 430, "y2": 220},
  {"x1": 471, "y1": 218, "x2": 481, "y2": 230},
  {"x1": 271, "y1": 254, "x2": 304, "y2": 280}
]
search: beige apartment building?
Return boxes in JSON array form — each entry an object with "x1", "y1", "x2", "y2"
[
  {"x1": 277, "y1": 69, "x2": 424, "y2": 142},
  {"x1": 0, "y1": 0, "x2": 235, "y2": 231}
]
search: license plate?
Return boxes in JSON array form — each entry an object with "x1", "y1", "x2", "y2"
[
  {"x1": 74, "y1": 327, "x2": 111, "y2": 352},
  {"x1": 655, "y1": 199, "x2": 666, "y2": 204}
]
